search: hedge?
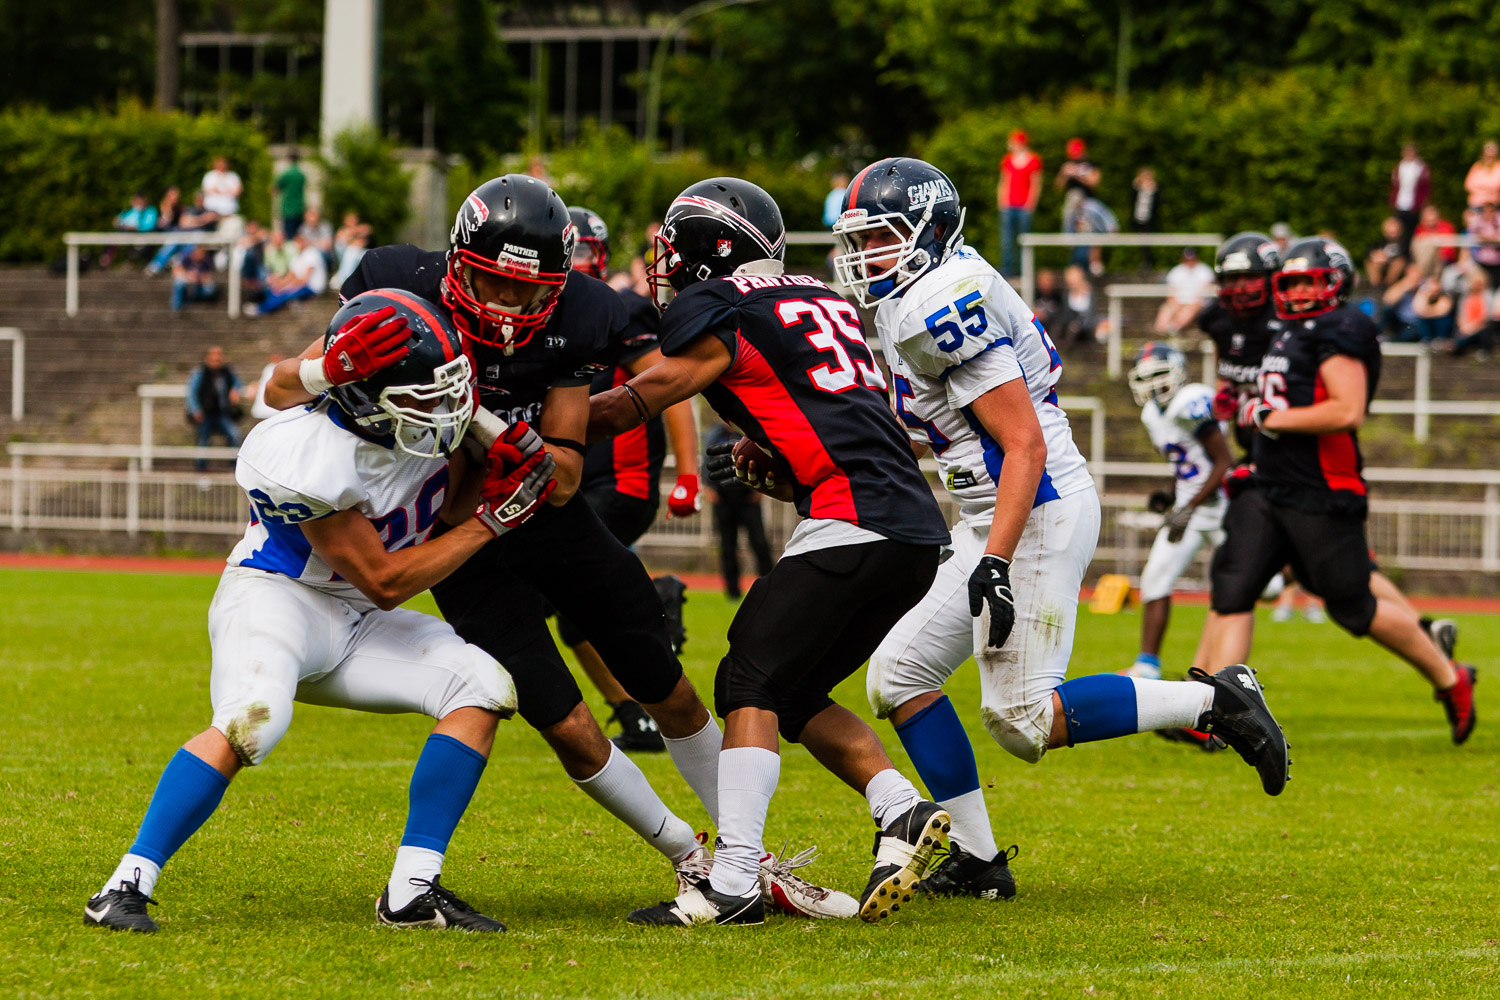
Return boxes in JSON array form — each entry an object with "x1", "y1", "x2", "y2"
[
  {"x1": 922, "y1": 70, "x2": 1500, "y2": 267},
  {"x1": 320, "y1": 127, "x2": 411, "y2": 247},
  {"x1": 0, "y1": 104, "x2": 271, "y2": 262}
]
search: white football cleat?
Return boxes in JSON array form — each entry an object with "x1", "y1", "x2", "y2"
[
  {"x1": 1121, "y1": 658, "x2": 1162, "y2": 680},
  {"x1": 758, "y1": 843, "x2": 858, "y2": 919},
  {"x1": 674, "y1": 835, "x2": 713, "y2": 895}
]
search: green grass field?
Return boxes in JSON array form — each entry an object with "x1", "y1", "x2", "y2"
[{"x1": 3, "y1": 567, "x2": 1497, "y2": 999}]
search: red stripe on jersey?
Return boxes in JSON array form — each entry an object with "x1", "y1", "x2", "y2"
[
  {"x1": 1313, "y1": 373, "x2": 1366, "y2": 494},
  {"x1": 610, "y1": 365, "x2": 652, "y2": 500},
  {"x1": 379, "y1": 289, "x2": 455, "y2": 361},
  {"x1": 721, "y1": 332, "x2": 858, "y2": 522}
]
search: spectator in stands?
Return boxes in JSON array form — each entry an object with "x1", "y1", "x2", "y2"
[
  {"x1": 1154, "y1": 247, "x2": 1215, "y2": 335},
  {"x1": 1409, "y1": 275, "x2": 1455, "y2": 346},
  {"x1": 249, "y1": 230, "x2": 328, "y2": 315},
  {"x1": 822, "y1": 171, "x2": 849, "y2": 229},
  {"x1": 201, "y1": 156, "x2": 242, "y2": 223},
  {"x1": 1469, "y1": 201, "x2": 1500, "y2": 287},
  {"x1": 1380, "y1": 266, "x2": 1425, "y2": 339},
  {"x1": 261, "y1": 224, "x2": 294, "y2": 280},
  {"x1": 274, "y1": 152, "x2": 307, "y2": 240},
  {"x1": 1055, "y1": 264, "x2": 1104, "y2": 349},
  {"x1": 298, "y1": 207, "x2": 336, "y2": 268},
  {"x1": 332, "y1": 211, "x2": 372, "y2": 289},
  {"x1": 702, "y1": 423, "x2": 774, "y2": 600},
  {"x1": 1070, "y1": 194, "x2": 1118, "y2": 276},
  {"x1": 997, "y1": 130, "x2": 1043, "y2": 276},
  {"x1": 1032, "y1": 267, "x2": 1066, "y2": 331},
  {"x1": 157, "y1": 187, "x2": 181, "y2": 231},
  {"x1": 186, "y1": 346, "x2": 243, "y2": 470},
  {"x1": 237, "y1": 221, "x2": 269, "y2": 300},
  {"x1": 1270, "y1": 221, "x2": 1294, "y2": 256},
  {"x1": 1129, "y1": 166, "x2": 1161, "y2": 270},
  {"x1": 170, "y1": 244, "x2": 218, "y2": 312},
  {"x1": 103, "y1": 192, "x2": 159, "y2": 268},
  {"x1": 1464, "y1": 141, "x2": 1500, "y2": 212},
  {"x1": 145, "y1": 190, "x2": 219, "y2": 276},
  {"x1": 1450, "y1": 266, "x2": 1494, "y2": 359},
  {"x1": 1411, "y1": 204, "x2": 1459, "y2": 274},
  {"x1": 1364, "y1": 216, "x2": 1409, "y2": 293},
  {"x1": 1390, "y1": 142, "x2": 1430, "y2": 246}
]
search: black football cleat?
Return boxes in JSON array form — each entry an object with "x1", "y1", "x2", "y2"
[
  {"x1": 1154, "y1": 726, "x2": 1225, "y2": 751},
  {"x1": 860, "y1": 800, "x2": 950, "y2": 923},
  {"x1": 628, "y1": 883, "x2": 764, "y2": 927},
  {"x1": 84, "y1": 871, "x2": 159, "y2": 933},
  {"x1": 609, "y1": 699, "x2": 666, "y2": 753},
  {"x1": 652, "y1": 574, "x2": 689, "y2": 654},
  {"x1": 1423, "y1": 617, "x2": 1459, "y2": 661},
  {"x1": 915, "y1": 843, "x2": 1017, "y2": 901},
  {"x1": 376, "y1": 877, "x2": 504, "y2": 932},
  {"x1": 1190, "y1": 665, "x2": 1290, "y2": 796},
  {"x1": 1436, "y1": 663, "x2": 1477, "y2": 745}
]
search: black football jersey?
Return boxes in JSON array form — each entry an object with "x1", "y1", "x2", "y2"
[
  {"x1": 1252, "y1": 306, "x2": 1382, "y2": 513},
  {"x1": 1197, "y1": 302, "x2": 1287, "y2": 456},
  {"x1": 340, "y1": 245, "x2": 626, "y2": 426},
  {"x1": 580, "y1": 288, "x2": 667, "y2": 503},
  {"x1": 658, "y1": 273, "x2": 949, "y2": 546}
]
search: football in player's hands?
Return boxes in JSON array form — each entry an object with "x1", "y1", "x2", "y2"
[{"x1": 732, "y1": 437, "x2": 787, "y2": 491}]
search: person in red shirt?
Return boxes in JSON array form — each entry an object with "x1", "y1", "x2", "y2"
[
  {"x1": 997, "y1": 129, "x2": 1042, "y2": 277},
  {"x1": 1411, "y1": 203, "x2": 1458, "y2": 272}
]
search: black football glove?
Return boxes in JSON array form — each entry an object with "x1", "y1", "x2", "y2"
[
  {"x1": 1163, "y1": 504, "x2": 1194, "y2": 543},
  {"x1": 704, "y1": 440, "x2": 739, "y2": 489},
  {"x1": 968, "y1": 554, "x2": 1016, "y2": 649},
  {"x1": 1147, "y1": 489, "x2": 1174, "y2": 514}
]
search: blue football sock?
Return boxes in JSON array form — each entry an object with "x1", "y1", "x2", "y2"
[
  {"x1": 1054, "y1": 674, "x2": 1139, "y2": 745},
  {"x1": 1133, "y1": 652, "x2": 1161, "y2": 669},
  {"x1": 893, "y1": 695, "x2": 980, "y2": 802},
  {"x1": 400, "y1": 733, "x2": 487, "y2": 853},
  {"x1": 128, "y1": 748, "x2": 231, "y2": 867}
]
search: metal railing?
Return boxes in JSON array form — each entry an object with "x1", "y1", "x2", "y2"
[
  {"x1": 1102, "y1": 282, "x2": 1219, "y2": 378},
  {"x1": 1018, "y1": 232, "x2": 1223, "y2": 306},
  {"x1": 63, "y1": 232, "x2": 243, "y2": 318},
  {"x1": 0, "y1": 327, "x2": 23, "y2": 420}
]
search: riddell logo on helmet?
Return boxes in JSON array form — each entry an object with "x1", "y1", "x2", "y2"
[{"x1": 906, "y1": 179, "x2": 955, "y2": 206}]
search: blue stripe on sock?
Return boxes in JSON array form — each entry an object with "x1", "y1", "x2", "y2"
[
  {"x1": 128, "y1": 748, "x2": 231, "y2": 867},
  {"x1": 400, "y1": 733, "x2": 488, "y2": 854},
  {"x1": 1135, "y1": 653, "x2": 1161, "y2": 668},
  {"x1": 893, "y1": 695, "x2": 981, "y2": 802},
  {"x1": 1054, "y1": 674, "x2": 1139, "y2": 745}
]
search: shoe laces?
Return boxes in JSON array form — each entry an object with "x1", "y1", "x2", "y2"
[
  {"x1": 116, "y1": 868, "x2": 159, "y2": 912},
  {"x1": 409, "y1": 876, "x2": 476, "y2": 915},
  {"x1": 764, "y1": 841, "x2": 828, "y2": 898}
]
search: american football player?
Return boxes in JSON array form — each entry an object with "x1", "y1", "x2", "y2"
[{"x1": 86, "y1": 291, "x2": 554, "y2": 933}]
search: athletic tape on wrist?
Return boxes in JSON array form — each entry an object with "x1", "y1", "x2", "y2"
[{"x1": 298, "y1": 357, "x2": 333, "y2": 396}]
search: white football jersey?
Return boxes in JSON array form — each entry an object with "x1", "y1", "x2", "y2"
[
  {"x1": 1140, "y1": 383, "x2": 1225, "y2": 510},
  {"x1": 226, "y1": 400, "x2": 452, "y2": 611},
  {"x1": 874, "y1": 244, "x2": 1093, "y2": 519}
]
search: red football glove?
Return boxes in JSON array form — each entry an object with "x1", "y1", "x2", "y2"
[
  {"x1": 320, "y1": 306, "x2": 411, "y2": 387},
  {"x1": 1237, "y1": 396, "x2": 1279, "y2": 439},
  {"x1": 476, "y1": 450, "x2": 557, "y2": 537},
  {"x1": 1212, "y1": 385, "x2": 1238, "y2": 422},
  {"x1": 485, "y1": 420, "x2": 544, "y2": 471},
  {"x1": 667, "y1": 473, "x2": 701, "y2": 517}
]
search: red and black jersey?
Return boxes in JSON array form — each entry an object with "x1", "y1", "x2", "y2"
[
  {"x1": 581, "y1": 288, "x2": 667, "y2": 504},
  {"x1": 340, "y1": 245, "x2": 625, "y2": 427},
  {"x1": 1197, "y1": 302, "x2": 1288, "y2": 456},
  {"x1": 658, "y1": 273, "x2": 949, "y2": 546},
  {"x1": 1253, "y1": 306, "x2": 1382, "y2": 514}
]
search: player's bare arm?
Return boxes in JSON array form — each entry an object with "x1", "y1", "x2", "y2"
[
  {"x1": 537, "y1": 383, "x2": 589, "y2": 504},
  {"x1": 626, "y1": 346, "x2": 701, "y2": 515},
  {"x1": 302, "y1": 508, "x2": 495, "y2": 612},
  {"x1": 969, "y1": 377, "x2": 1046, "y2": 560},
  {"x1": 261, "y1": 338, "x2": 322, "y2": 409},
  {"x1": 1184, "y1": 422, "x2": 1234, "y2": 509},
  {"x1": 587, "y1": 334, "x2": 732, "y2": 440},
  {"x1": 1262, "y1": 354, "x2": 1367, "y2": 435}
]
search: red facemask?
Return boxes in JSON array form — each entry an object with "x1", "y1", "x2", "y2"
[
  {"x1": 1272, "y1": 269, "x2": 1344, "y2": 319},
  {"x1": 442, "y1": 249, "x2": 566, "y2": 352}
]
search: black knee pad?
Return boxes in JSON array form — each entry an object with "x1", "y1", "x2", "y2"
[
  {"x1": 1326, "y1": 591, "x2": 1377, "y2": 637},
  {"x1": 712, "y1": 651, "x2": 778, "y2": 720}
]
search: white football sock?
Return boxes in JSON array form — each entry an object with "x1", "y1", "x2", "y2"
[
  {"x1": 1132, "y1": 678, "x2": 1215, "y2": 732},
  {"x1": 386, "y1": 845, "x2": 445, "y2": 911},
  {"x1": 662, "y1": 716, "x2": 723, "y2": 826},
  {"x1": 939, "y1": 788, "x2": 1000, "y2": 861},
  {"x1": 708, "y1": 746, "x2": 780, "y2": 898},
  {"x1": 573, "y1": 744, "x2": 699, "y2": 862},
  {"x1": 865, "y1": 767, "x2": 922, "y2": 828},
  {"x1": 101, "y1": 853, "x2": 161, "y2": 899}
]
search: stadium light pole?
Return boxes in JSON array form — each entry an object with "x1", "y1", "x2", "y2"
[{"x1": 644, "y1": 0, "x2": 765, "y2": 157}]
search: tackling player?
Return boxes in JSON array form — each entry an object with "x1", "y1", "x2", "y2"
[
  {"x1": 829, "y1": 158, "x2": 1290, "y2": 900},
  {"x1": 1124, "y1": 342, "x2": 1233, "y2": 680},
  {"x1": 589, "y1": 177, "x2": 955, "y2": 926},
  {"x1": 85, "y1": 292, "x2": 554, "y2": 933},
  {"x1": 558, "y1": 205, "x2": 700, "y2": 753},
  {"x1": 1201, "y1": 239, "x2": 1478, "y2": 742}
]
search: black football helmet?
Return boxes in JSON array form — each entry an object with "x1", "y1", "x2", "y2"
[
  {"x1": 832, "y1": 157, "x2": 966, "y2": 307},
  {"x1": 1128, "y1": 341, "x2": 1189, "y2": 407},
  {"x1": 443, "y1": 175, "x2": 576, "y2": 353},
  {"x1": 1272, "y1": 238, "x2": 1356, "y2": 319},
  {"x1": 651, "y1": 177, "x2": 786, "y2": 310},
  {"x1": 567, "y1": 205, "x2": 610, "y2": 278},
  {"x1": 325, "y1": 289, "x2": 474, "y2": 458},
  {"x1": 1214, "y1": 231, "x2": 1281, "y2": 313}
]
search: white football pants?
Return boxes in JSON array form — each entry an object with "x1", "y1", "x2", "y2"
[
  {"x1": 1137, "y1": 515, "x2": 1225, "y2": 603},
  {"x1": 207, "y1": 566, "x2": 516, "y2": 765},
  {"x1": 867, "y1": 486, "x2": 1101, "y2": 764}
]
